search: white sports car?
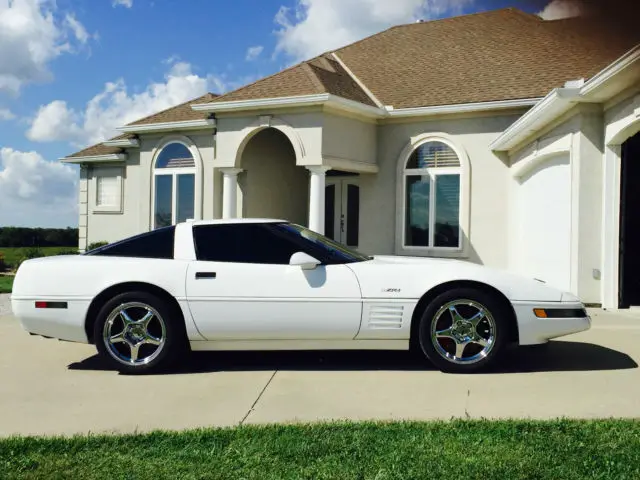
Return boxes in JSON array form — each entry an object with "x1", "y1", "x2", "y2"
[{"x1": 12, "y1": 219, "x2": 590, "y2": 374}]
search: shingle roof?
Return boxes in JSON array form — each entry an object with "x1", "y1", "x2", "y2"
[
  {"x1": 336, "y1": 8, "x2": 639, "y2": 108},
  {"x1": 65, "y1": 93, "x2": 218, "y2": 159},
  {"x1": 208, "y1": 8, "x2": 638, "y2": 110},
  {"x1": 208, "y1": 54, "x2": 376, "y2": 106},
  {"x1": 126, "y1": 92, "x2": 219, "y2": 126},
  {"x1": 65, "y1": 133, "x2": 132, "y2": 158}
]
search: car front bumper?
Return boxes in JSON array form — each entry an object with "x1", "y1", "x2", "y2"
[{"x1": 512, "y1": 300, "x2": 592, "y2": 346}]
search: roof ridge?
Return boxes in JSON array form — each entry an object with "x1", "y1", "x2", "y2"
[
  {"x1": 124, "y1": 92, "x2": 217, "y2": 126},
  {"x1": 210, "y1": 56, "x2": 326, "y2": 103}
]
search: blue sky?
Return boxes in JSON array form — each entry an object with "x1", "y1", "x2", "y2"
[{"x1": 0, "y1": 0, "x2": 561, "y2": 228}]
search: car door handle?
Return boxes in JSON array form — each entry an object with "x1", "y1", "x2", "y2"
[{"x1": 195, "y1": 272, "x2": 216, "y2": 279}]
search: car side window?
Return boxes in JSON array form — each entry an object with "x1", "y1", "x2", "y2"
[
  {"x1": 87, "y1": 226, "x2": 175, "y2": 259},
  {"x1": 193, "y1": 224, "x2": 303, "y2": 264}
]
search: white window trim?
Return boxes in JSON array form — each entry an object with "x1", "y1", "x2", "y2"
[
  {"x1": 395, "y1": 133, "x2": 471, "y2": 258},
  {"x1": 92, "y1": 166, "x2": 124, "y2": 214},
  {"x1": 150, "y1": 136, "x2": 203, "y2": 229}
]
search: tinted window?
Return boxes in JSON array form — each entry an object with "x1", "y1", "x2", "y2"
[
  {"x1": 87, "y1": 226, "x2": 175, "y2": 259},
  {"x1": 193, "y1": 224, "x2": 302, "y2": 264}
]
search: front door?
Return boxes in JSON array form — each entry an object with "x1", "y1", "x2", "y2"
[
  {"x1": 325, "y1": 178, "x2": 360, "y2": 247},
  {"x1": 619, "y1": 132, "x2": 640, "y2": 308}
]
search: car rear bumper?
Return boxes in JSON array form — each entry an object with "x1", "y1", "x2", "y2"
[
  {"x1": 512, "y1": 301, "x2": 591, "y2": 345},
  {"x1": 11, "y1": 297, "x2": 91, "y2": 344}
]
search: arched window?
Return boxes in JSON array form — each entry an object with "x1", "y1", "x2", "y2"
[
  {"x1": 153, "y1": 142, "x2": 196, "y2": 228},
  {"x1": 403, "y1": 140, "x2": 462, "y2": 249}
]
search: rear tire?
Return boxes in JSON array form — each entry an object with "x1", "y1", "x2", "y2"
[
  {"x1": 417, "y1": 288, "x2": 509, "y2": 373},
  {"x1": 94, "y1": 291, "x2": 186, "y2": 375}
]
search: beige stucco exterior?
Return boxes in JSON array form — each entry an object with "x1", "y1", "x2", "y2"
[{"x1": 78, "y1": 60, "x2": 639, "y2": 309}]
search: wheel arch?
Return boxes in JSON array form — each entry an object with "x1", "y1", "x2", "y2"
[
  {"x1": 84, "y1": 282, "x2": 186, "y2": 344},
  {"x1": 409, "y1": 280, "x2": 520, "y2": 349}
]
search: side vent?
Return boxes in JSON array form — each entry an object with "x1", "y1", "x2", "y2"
[{"x1": 368, "y1": 304, "x2": 404, "y2": 329}]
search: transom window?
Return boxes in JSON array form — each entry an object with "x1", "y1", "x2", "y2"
[
  {"x1": 153, "y1": 142, "x2": 196, "y2": 228},
  {"x1": 404, "y1": 141, "x2": 461, "y2": 249}
]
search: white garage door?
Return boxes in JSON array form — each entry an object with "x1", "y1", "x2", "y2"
[{"x1": 514, "y1": 154, "x2": 571, "y2": 291}]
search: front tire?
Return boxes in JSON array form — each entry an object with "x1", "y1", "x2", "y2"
[
  {"x1": 94, "y1": 291, "x2": 185, "y2": 374},
  {"x1": 418, "y1": 288, "x2": 509, "y2": 373}
]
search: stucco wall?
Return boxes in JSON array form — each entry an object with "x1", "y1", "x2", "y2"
[
  {"x1": 359, "y1": 113, "x2": 523, "y2": 268},
  {"x1": 215, "y1": 111, "x2": 325, "y2": 168},
  {"x1": 322, "y1": 113, "x2": 377, "y2": 168},
  {"x1": 237, "y1": 128, "x2": 309, "y2": 225},
  {"x1": 507, "y1": 106, "x2": 605, "y2": 303},
  {"x1": 84, "y1": 130, "x2": 215, "y2": 246}
]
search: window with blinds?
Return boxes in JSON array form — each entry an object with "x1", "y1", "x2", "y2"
[
  {"x1": 407, "y1": 142, "x2": 460, "y2": 169},
  {"x1": 97, "y1": 175, "x2": 119, "y2": 207}
]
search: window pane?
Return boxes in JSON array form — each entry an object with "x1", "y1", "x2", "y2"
[
  {"x1": 156, "y1": 143, "x2": 195, "y2": 169},
  {"x1": 97, "y1": 175, "x2": 118, "y2": 206},
  {"x1": 434, "y1": 174, "x2": 460, "y2": 248},
  {"x1": 155, "y1": 175, "x2": 173, "y2": 228},
  {"x1": 405, "y1": 176, "x2": 430, "y2": 247},
  {"x1": 177, "y1": 173, "x2": 195, "y2": 223},
  {"x1": 193, "y1": 224, "x2": 301, "y2": 264},
  {"x1": 346, "y1": 184, "x2": 359, "y2": 247},
  {"x1": 87, "y1": 226, "x2": 175, "y2": 259}
]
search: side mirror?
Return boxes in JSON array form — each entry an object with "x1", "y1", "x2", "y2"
[{"x1": 289, "y1": 252, "x2": 321, "y2": 270}]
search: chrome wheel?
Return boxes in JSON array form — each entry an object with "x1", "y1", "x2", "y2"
[
  {"x1": 430, "y1": 299, "x2": 497, "y2": 365},
  {"x1": 102, "y1": 302, "x2": 167, "y2": 367}
]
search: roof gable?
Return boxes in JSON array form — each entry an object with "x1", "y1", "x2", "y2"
[{"x1": 209, "y1": 54, "x2": 376, "y2": 106}]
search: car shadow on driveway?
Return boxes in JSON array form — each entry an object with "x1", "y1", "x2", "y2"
[{"x1": 68, "y1": 340, "x2": 638, "y2": 375}]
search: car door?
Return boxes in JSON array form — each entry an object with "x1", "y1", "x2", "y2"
[{"x1": 185, "y1": 223, "x2": 363, "y2": 340}]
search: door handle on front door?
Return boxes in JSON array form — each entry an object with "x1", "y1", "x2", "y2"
[{"x1": 195, "y1": 272, "x2": 217, "y2": 279}]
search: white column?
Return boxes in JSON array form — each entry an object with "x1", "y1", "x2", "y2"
[
  {"x1": 220, "y1": 168, "x2": 243, "y2": 219},
  {"x1": 307, "y1": 166, "x2": 331, "y2": 234}
]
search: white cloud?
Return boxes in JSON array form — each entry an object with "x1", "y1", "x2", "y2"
[
  {"x1": 538, "y1": 0, "x2": 583, "y2": 20},
  {"x1": 27, "y1": 61, "x2": 211, "y2": 146},
  {"x1": 0, "y1": 0, "x2": 92, "y2": 95},
  {"x1": 246, "y1": 45, "x2": 264, "y2": 61},
  {"x1": 0, "y1": 108, "x2": 15, "y2": 120},
  {"x1": 273, "y1": 0, "x2": 474, "y2": 62},
  {"x1": 64, "y1": 13, "x2": 90, "y2": 44},
  {"x1": 112, "y1": 0, "x2": 133, "y2": 8},
  {"x1": 0, "y1": 147, "x2": 77, "y2": 227}
]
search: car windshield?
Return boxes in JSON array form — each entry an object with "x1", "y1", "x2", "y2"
[{"x1": 274, "y1": 222, "x2": 372, "y2": 264}]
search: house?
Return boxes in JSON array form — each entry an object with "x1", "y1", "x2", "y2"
[{"x1": 61, "y1": 8, "x2": 640, "y2": 309}]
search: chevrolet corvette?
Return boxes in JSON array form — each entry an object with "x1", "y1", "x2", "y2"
[{"x1": 11, "y1": 219, "x2": 590, "y2": 374}]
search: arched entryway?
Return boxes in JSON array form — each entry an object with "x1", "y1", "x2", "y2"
[{"x1": 237, "y1": 128, "x2": 309, "y2": 225}]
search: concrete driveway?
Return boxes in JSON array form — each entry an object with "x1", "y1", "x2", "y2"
[{"x1": 1, "y1": 298, "x2": 639, "y2": 437}]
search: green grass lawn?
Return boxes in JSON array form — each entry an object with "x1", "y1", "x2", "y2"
[
  {"x1": 0, "y1": 275, "x2": 13, "y2": 294},
  {"x1": 2, "y1": 420, "x2": 640, "y2": 479},
  {"x1": 0, "y1": 246, "x2": 76, "y2": 271}
]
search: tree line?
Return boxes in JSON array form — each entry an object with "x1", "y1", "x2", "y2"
[{"x1": 0, "y1": 227, "x2": 78, "y2": 248}]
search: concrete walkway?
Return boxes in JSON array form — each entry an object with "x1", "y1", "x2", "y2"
[{"x1": 0, "y1": 308, "x2": 638, "y2": 437}]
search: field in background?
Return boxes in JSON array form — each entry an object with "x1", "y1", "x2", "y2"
[
  {"x1": 0, "y1": 247, "x2": 77, "y2": 271},
  {"x1": 2, "y1": 420, "x2": 639, "y2": 479},
  {"x1": 0, "y1": 276, "x2": 12, "y2": 294}
]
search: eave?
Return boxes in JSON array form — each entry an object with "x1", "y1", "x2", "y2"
[
  {"x1": 491, "y1": 44, "x2": 640, "y2": 152},
  {"x1": 102, "y1": 137, "x2": 140, "y2": 148},
  {"x1": 385, "y1": 98, "x2": 541, "y2": 118},
  {"x1": 117, "y1": 118, "x2": 216, "y2": 134},
  {"x1": 192, "y1": 94, "x2": 542, "y2": 120},
  {"x1": 60, "y1": 153, "x2": 127, "y2": 165}
]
